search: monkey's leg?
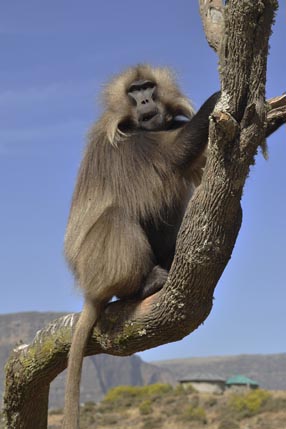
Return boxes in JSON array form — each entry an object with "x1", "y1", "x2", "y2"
[{"x1": 136, "y1": 265, "x2": 168, "y2": 299}]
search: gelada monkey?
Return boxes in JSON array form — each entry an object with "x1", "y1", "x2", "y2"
[{"x1": 63, "y1": 64, "x2": 220, "y2": 428}]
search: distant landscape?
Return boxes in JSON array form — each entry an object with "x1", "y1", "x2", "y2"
[
  {"x1": 45, "y1": 384, "x2": 286, "y2": 429},
  {"x1": 155, "y1": 353, "x2": 286, "y2": 392},
  {"x1": 0, "y1": 312, "x2": 285, "y2": 410}
]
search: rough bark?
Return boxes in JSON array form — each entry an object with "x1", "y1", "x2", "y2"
[
  {"x1": 199, "y1": 0, "x2": 224, "y2": 52},
  {"x1": 266, "y1": 94, "x2": 286, "y2": 137},
  {"x1": 3, "y1": 1, "x2": 283, "y2": 428}
]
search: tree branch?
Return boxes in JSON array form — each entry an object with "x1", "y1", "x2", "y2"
[
  {"x1": 266, "y1": 94, "x2": 286, "y2": 137},
  {"x1": 3, "y1": 1, "x2": 280, "y2": 428},
  {"x1": 199, "y1": 0, "x2": 224, "y2": 52}
]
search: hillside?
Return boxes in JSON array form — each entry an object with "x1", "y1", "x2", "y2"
[{"x1": 154, "y1": 354, "x2": 286, "y2": 390}]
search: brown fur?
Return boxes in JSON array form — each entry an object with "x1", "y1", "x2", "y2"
[{"x1": 63, "y1": 64, "x2": 219, "y2": 429}]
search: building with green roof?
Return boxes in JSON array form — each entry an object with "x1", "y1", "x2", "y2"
[{"x1": 226, "y1": 375, "x2": 259, "y2": 391}]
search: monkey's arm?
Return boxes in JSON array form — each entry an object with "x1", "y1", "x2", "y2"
[
  {"x1": 174, "y1": 92, "x2": 286, "y2": 168},
  {"x1": 173, "y1": 91, "x2": 221, "y2": 168}
]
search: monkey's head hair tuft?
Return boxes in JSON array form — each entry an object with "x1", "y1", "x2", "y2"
[{"x1": 100, "y1": 64, "x2": 195, "y2": 145}]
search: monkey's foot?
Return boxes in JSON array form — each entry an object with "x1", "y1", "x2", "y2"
[{"x1": 138, "y1": 265, "x2": 168, "y2": 299}]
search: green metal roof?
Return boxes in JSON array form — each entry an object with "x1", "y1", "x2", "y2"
[{"x1": 226, "y1": 375, "x2": 259, "y2": 386}]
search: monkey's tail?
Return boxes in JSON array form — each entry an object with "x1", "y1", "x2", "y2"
[{"x1": 62, "y1": 300, "x2": 100, "y2": 429}]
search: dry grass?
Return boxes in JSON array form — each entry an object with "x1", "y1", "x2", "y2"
[{"x1": 47, "y1": 385, "x2": 286, "y2": 429}]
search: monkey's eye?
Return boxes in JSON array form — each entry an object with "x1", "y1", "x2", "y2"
[
  {"x1": 128, "y1": 80, "x2": 156, "y2": 93},
  {"x1": 142, "y1": 82, "x2": 155, "y2": 91}
]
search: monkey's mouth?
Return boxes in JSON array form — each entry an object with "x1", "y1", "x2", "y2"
[
  {"x1": 140, "y1": 112, "x2": 164, "y2": 130},
  {"x1": 141, "y1": 111, "x2": 158, "y2": 122}
]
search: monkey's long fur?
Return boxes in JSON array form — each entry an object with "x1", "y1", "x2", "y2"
[{"x1": 63, "y1": 64, "x2": 220, "y2": 428}]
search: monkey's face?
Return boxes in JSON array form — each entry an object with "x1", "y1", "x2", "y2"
[{"x1": 127, "y1": 80, "x2": 166, "y2": 131}]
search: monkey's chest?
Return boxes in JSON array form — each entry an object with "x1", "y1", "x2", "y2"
[
  {"x1": 110, "y1": 137, "x2": 192, "y2": 218},
  {"x1": 123, "y1": 161, "x2": 189, "y2": 214}
]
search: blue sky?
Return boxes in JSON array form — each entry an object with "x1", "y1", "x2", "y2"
[{"x1": 0, "y1": 1, "x2": 285, "y2": 362}]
